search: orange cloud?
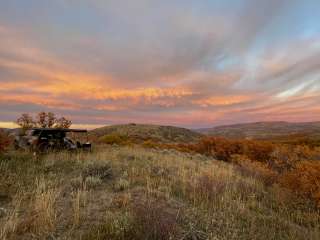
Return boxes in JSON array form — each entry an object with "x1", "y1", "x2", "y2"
[
  {"x1": 192, "y1": 95, "x2": 253, "y2": 107},
  {"x1": 0, "y1": 51, "x2": 193, "y2": 103},
  {"x1": 0, "y1": 95, "x2": 81, "y2": 110}
]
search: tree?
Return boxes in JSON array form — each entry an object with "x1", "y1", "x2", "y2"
[
  {"x1": 36, "y1": 111, "x2": 47, "y2": 128},
  {"x1": 55, "y1": 117, "x2": 72, "y2": 129},
  {"x1": 16, "y1": 112, "x2": 72, "y2": 129},
  {"x1": 16, "y1": 113, "x2": 35, "y2": 130},
  {"x1": 36, "y1": 112, "x2": 56, "y2": 128},
  {"x1": 47, "y1": 112, "x2": 56, "y2": 128}
]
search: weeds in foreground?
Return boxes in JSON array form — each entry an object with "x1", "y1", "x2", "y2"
[
  {"x1": 0, "y1": 196, "x2": 21, "y2": 240},
  {"x1": 0, "y1": 146, "x2": 319, "y2": 240},
  {"x1": 72, "y1": 188, "x2": 88, "y2": 227},
  {"x1": 17, "y1": 178, "x2": 60, "y2": 235}
]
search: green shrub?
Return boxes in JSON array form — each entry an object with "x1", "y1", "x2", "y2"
[{"x1": 99, "y1": 134, "x2": 131, "y2": 145}]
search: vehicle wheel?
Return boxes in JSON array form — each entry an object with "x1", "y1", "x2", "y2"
[
  {"x1": 14, "y1": 140, "x2": 20, "y2": 150},
  {"x1": 37, "y1": 142, "x2": 52, "y2": 154}
]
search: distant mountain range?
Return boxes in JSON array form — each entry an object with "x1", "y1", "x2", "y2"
[{"x1": 197, "y1": 121, "x2": 320, "y2": 139}]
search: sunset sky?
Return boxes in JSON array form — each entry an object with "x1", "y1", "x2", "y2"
[{"x1": 0, "y1": 0, "x2": 319, "y2": 129}]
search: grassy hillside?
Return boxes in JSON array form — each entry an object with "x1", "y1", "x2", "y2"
[
  {"x1": 0, "y1": 146, "x2": 319, "y2": 239},
  {"x1": 198, "y1": 121, "x2": 320, "y2": 139},
  {"x1": 91, "y1": 123, "x2": 203, "y2": 143}
]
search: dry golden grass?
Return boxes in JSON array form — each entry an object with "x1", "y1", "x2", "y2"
[
  {"x1": 0, "y1": 196, "x2": 21, "y2": 240},
  {"x1": 72, "y1": 188, "x2": 88, "y2": 227},
  {"x1": 29, "y1": 178, "x2": 60, "y2": 234},
  {"x1": 0, "y1": 145, "x2": 319, "y2": 239}
]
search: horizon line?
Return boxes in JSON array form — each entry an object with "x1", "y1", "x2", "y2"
[{"x1": 1, "y1": 120, "x2": 319, "y2": 130}]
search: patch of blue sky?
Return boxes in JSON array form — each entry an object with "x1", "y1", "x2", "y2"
[
  {"x1": 246, "y1": 0, "x2": 319, "y2": 56},
  {"x1": 277, "y1": 74, "x2": 320, "y2": 99},
  {"x1": 214, "y1": 55, "x2": 241, "y2": 71}
]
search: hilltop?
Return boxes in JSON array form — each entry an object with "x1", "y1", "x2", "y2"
[
  {"x1": 197, "y1": 121, "x2": 320, "y2": 139},
  {"x1": 90, "y1": 123, "x2": 203, "y2": 143}
]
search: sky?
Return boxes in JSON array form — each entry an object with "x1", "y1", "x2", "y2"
[{"x1": 0, "y1": 0, "x2": 319, "y2": 129}]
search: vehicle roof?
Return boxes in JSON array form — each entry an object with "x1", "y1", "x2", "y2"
[{"x1": 31, "y1": 128, "x2": 88, "y2": 133}]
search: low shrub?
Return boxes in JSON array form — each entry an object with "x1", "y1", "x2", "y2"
[
  {"x1": 99, "y1": 134, "x2": 131, "y2": 146},
  {"x1": 85, "y1": 176, "x2": 103, "y2": 189},
  {"x1": 142, "y1": 140, "x2": 159, "y2": 149},
  {"x1": 83, "y1": 163, "x2": 113, "y2": 181},
  {"x1": 193, "y1": 137, "x2": 242, "y2": 161},
  {"x1": 194, "y1": 174, "x2": 227, "y2": 202},
  {"x1": 83, "y1": 212, "x2": 134, "y2": 240},
  {"x1": 279, "y1": 161, "x2": 320, "y2": 206},
  {"x1": 84, "y1": 198, "x2": 181, "y2": 240},
  {"x1": 131, "y1": 198, "x2": 181, "y2": 240},
  {"x1": 232, "y1": 154, "x2": 278, "y2": 186},
  {"x1": 113, "y1": 178, "x2": 130, "y2": 192}
]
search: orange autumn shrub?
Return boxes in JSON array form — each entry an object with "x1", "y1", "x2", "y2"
[
  {"x1": 158, "y1": 142, "x2": 195, "y2": 153},
  {"x1": 313, "y1": 147, "x2": 320, "y2": 161},
  {"x1": 190, "y1": 137, "x2": 317, "y2": 171},
  {"x1": 192, "y1": 137, "x2": 245, "y2": 161},
  {"x1": 190, "y1": 137, "x2": 275, "y2": 164},
  {"x1": 269, "y1": 145, "x2": 316, "y2": 172},
  {"x1": 279, "y1": 161, "x2": 320, "y2": 206},
  {"x1": 271, "y1": 134, "x2": 320, "y2": 148},
  {"x1": 245, "y1": 141, "x2": 274, "y2": 163},
  {"x1": 270, "y1": 145, "x2": 300, "y2": 172},
  {"x1": 142, "y1": 140, "x2": 160, "y2": 149},
  {"x1": 231, "y1": 154, "x2": 278, "y2": 186}
]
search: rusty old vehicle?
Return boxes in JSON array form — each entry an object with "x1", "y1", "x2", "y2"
[{"x1": 14, "y1": 128, "x2": 91, "y2": 152}]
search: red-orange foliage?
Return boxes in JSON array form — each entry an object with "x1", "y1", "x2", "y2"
[
  {"x1": 145, "y1": 136, "x2": 320, "y2": 206},
  {"x1": 143, "y1": 137, "x2": 319, "y2": 173},
  {"x1": 189, "y1": 137, "x2": 275, "y2": 164},
  {"x1": 231, "y1": 154, "x2": 278, "y2": 186},
  {"x1": 279, "y1": 161, "x2": 320, "y2": 206},
  {"x1": 193, "y1": 137, "x2": 243, "y2": 161}
]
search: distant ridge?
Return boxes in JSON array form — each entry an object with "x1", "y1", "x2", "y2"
[
  {"x1": 197, "y1": 121, "x2": 320, "y2": 139},
  {"x1": 91, "y1": 123, "x2": 203, "y2": 143}
]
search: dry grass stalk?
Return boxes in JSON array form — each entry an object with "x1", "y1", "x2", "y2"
[
  {"x1": 29, "y1": 179, "x2": 60, "y2": 234},
  {"x1": 72, "y1": 187, "x2": 88, "y2": 227},
  {"x1": 0, "y1": 197, "x2": 22, "y2": 239}
]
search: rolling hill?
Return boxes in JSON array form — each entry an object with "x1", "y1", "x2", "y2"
[
  {"x1": 90, "y1": 123, "x2": 203, "y2": 143},
  {"x1": 197, "y1": 121, "x2": 320, "y2": 139}
]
